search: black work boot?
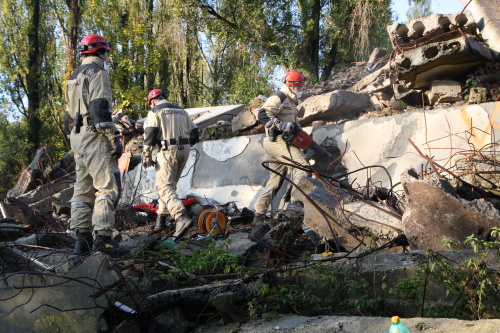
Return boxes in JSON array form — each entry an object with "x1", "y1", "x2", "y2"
[
  {"x1": 92, "y1": 235, "x2": 130, "y2": 257},
  {"x1": 154, "y1": 214, "x2": 167, "y2": 231},
  {"x1": 74, "y1": 232, "x2": 93, "y2": 255}
]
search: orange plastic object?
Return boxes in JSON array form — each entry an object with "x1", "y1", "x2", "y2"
[
  {"x1": 197, "y1": 209, "x2": 215, "y2": 233},
  {"x1": 205, "y1": 211, "x2": 227, "y2": 234}
]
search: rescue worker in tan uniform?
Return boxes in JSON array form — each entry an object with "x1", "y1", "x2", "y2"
[
  {"x1": 64, "y1": 34, "x2": 123, "y2": 255},
  {"x1": 142, "y1": 89, "x2": 199, "y2": 239},
  {"x1": 253, "y1": 70, "x2": 309, "y2": 224}
]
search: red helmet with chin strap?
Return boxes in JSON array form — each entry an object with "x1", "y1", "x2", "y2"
[
  {"x1": 77, "y1": 34, "x2": 111, "y2": 55},
  {"x1": 283, "y1": 70, "x2": 306, "y2": 86},
  {"x1": 147, "y1": 89, "x2": 167, "y2": 106}
]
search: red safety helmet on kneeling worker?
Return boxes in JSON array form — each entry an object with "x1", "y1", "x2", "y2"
[
  {"x1": 148, "y1": 89, "x2": 168, "y2": 106},
  {"x1": 283, "y1": 70, "x2": 306, "y2": 87}
]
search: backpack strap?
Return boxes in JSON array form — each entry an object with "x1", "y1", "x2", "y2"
[
  {"x1": 273, "y1": 91, "x2": 287, "y2": 103},
  {"x1": 257, "y1": 91, "x2": 287, "y2": 125}
]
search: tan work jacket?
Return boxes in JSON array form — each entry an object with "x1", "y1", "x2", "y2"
[
  {"x1": 65, "y1": 56, "x2": 119, "y2": 139},
  {"x1": 262, "y1": 85, "x2": 300, "y2": 136},
  {"x1": 143, "y1": 99, "x2": 197, "y2": 150}
]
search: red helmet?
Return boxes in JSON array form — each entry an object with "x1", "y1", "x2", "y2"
[
  {"x1": 147, "y1": 89, "x2": 167, "y2": 106},
  {"x1": 77, "y1": 34, "x2": 111, "y2": 55},
  {"x1": 283, "y1": 70, "x2": 306, "y2": 86}
]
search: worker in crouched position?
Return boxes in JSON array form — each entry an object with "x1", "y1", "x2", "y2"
[
  {"x1": 64, "y1": 34, "x2": 124, "y2": 255},
  {"x1": 142, "y1": 89, "x2": 199, "y2": 239},
  {"x1": 253, "y1": 70, "x2": 309, "y2": 224}
]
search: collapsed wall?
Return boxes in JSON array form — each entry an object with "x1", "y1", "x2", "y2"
[{"x1": 123, "y1": 102, "x2": 500, "y2": 210}]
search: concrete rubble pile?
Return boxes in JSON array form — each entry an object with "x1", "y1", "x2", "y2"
[{"x1": 2, "y1": 3, "x2": 500, "y2": 332}]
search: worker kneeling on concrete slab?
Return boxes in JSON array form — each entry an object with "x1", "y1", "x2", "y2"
[
  {"x1": 253, "y1": 70, "x2": 310, "y2": 224},
  {"x1": 142, "y1": 89, "x2": 199, "y2": 239}
]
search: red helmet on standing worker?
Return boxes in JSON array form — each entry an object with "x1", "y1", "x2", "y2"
[
  {"x1": 147, "y1": 89, "x2": 168, "y2": 106},
  {"x1": 77, "y1": 34, "x2": 111, "y2": 55},
  {"x1": 283, "y1": 71, "x2": 306, "y2": 86}
]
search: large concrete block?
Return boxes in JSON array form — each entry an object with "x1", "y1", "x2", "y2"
[
  {"x1": 123, "y1": 101, "x2": 500, "y2": 218},
  {"x1": 123, "y1": 135, "x2": 274, "y2": 210},
  {"x1": 401, "y1": 170, "x2": 500, "y2": 250},
  {"x1": 187, "y1": 105, "x2": 244, "y2": 129},
  {"x1": 429, "y1": 80, "x2": 462, "y2": 104},
  {"x1": 297, "y1": 90, "x2": 372, "y2": 125},
  {"x1": 462, "y1": 0, "x2": 500, "y2": 59},
  {"x1": 394, "y1": 36, "x2": 488, "y2": 88},
  {"x1": 0, "y1": 254, "x2": 121, "y2": 333},
  {"x1": 387, "y1": 11, "x2": 477, "y2": 48},
  {"x1": 323, "y1": 103, "x2": 496, "y2": 192},
  {"x1": 231, "y1": 107, "x2": 258, "y2": 132},
  {"x1": 350, "y1": 64, "x2": 391, "y2": 93},
  {"x1": 294, "y1": 177, "x2": 403, "y2": 251}
]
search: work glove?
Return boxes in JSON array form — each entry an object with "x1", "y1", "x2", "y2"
[
  {"x1": 110, "y1": 137, "x2": 123, "y2": 159},
  {"x1": 142, "y1": 149, "x2": 154, "y2": 169},
  {"x1": 277, "y1": 121, "x2": 294, "y2": 133}
]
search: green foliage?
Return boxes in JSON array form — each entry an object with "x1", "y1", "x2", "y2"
[
  {"x1": 175, "y1": 239, "x2": 243, "y2": 276},
  {"x1": 406, "y1": 0, "x2": 432, "y2": 21},
  {"x1": 0, "y1": 109, "x2": 29, "y2": 200},
  {"x1": 461, "y1": 75, "x2": 480, "y2": 103},
  {"x1": 424, "y1": 228, "x2": 500, "y2": 319},
  {"x1": 249, "y1": 267, "x2": 388, "y2": 319},
  {"x1": 144, "y1": 239, "x2": 248, "y2": 283}
]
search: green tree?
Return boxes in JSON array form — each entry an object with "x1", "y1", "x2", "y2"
[{"x1": 407, "y1": 0, "x2": 432, "y2": 20}]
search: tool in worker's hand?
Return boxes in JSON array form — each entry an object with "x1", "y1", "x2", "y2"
[{"x1": 282, "y1": 124, "x2": 333, "y2": 159}]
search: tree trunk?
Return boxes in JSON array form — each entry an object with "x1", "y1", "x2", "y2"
[
  {"x1": 26, "y1": 0, "x2": 42, "y2": 156},
  {"x1": 320, "y1": 41, "x2": 338, "y2": 82}
]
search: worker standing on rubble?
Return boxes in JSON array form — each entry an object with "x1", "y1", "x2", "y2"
[
  {"x1": 64, "y1": 34, "x2": 124, "y2": 255},
  {"x1": 253, "y1": 70, "x2": 309, "y2": 224},
  {"x1": 142, "y1": 89, "x2": 199, "y2": 239}
]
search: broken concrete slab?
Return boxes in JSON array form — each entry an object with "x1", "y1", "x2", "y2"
[
  {"x1": 456, "y1": 156, "x2": 500, "y2": 197},
  {"x1": 387, "y1": 11, "x2": 477, "y2": 48},
  {"x1": 364, "y1": 48, "x2": 388, "y2": 72},
  {"x1": 123, "y1": 100, "x2": 500, "y2": 214},
  {"x1": 294, "y1": 177, "x2": 404, "y2": 251},
  {"x1": 462, "y1": 0, "x2": 500, "y2": 59},
  {"x1": 154, "y1": 307, "x2": 197, "y2": 333},
  {"x1": 231, "y1": 108, "x2": 259, "y2": 133},
  {"x1": 218, "y1": 232, "x2": 256, "y2": 256},
  {"x1": 297, "y1": 90, "x2": 372, "y2": 125},
  {"x1": 142, "y1": 281, "x2": 248, "y2": 313},
  {"x1": 0, "y1": 253, "x2": 121, "y2": 333},
  {"x1": 7, "y1": 172, "x2": 75, "y2": 215},
  {"x1": 292, "y1": 177, "x2": 368, "y2": 252},
  {"x1": 342, "y1": 201, "x2": 403, "y2": 242},
  {"x1": 350, "y1": 64, "x2": 391, "y2": 93},
  {"x1": 468, "y1": 86, "x2": 489, "y2": 104},
  {"x1": 7, "y1": 147, "x2": 51, "y2": 198},
  {"x1": 401, "y1": 170, "x2": 500, "y2": 250},
  {"x1": 187, "y1": 105, "x2": 245, "y2": 129},
  {"x1": 333, "y1": 102, "x2": 497, "y2": 193},
  {"x1": 263, "y1": 221, "x2": 297, "y2": 249},
  {"x1": 395, "y1": 36, "x2": 491, "y2": 89}
]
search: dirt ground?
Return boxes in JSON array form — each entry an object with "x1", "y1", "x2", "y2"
[{"x1": 195, "y1": 315, "x2": 500, "y2": 333}]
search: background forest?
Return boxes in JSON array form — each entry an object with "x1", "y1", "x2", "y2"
[{"x1": 0, "y1": 0, "x2": 435, "y2": 200}]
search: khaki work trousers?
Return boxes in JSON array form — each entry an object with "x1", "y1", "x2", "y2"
[
  {"x1": 155, "y1": 146, "x2": 191, "y2": 220},
  {"x1": 70, "y1": 127, "x2": 120, "y2": 236},
  {"x1": 254, "y1": 135, "x2": 308, "y2": 214}
]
